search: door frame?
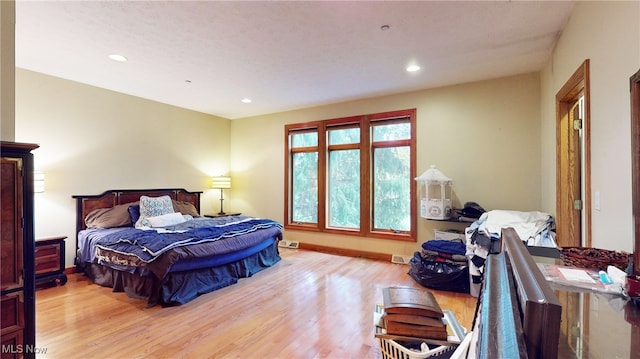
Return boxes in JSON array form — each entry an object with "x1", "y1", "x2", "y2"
[
  {"x1": 555, "y1": 60, "x2": 591, "y2": 248},
  {"x1": 630, "y1": 68, "x2": 640, "y2": 275}
]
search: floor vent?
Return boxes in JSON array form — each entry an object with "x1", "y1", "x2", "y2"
[
  {"x1": 278, "y1": 240, "x2": 300, "y2": 249},
  {"x1": 391, "y1": 254, "x2": 412, "y2": 265}
]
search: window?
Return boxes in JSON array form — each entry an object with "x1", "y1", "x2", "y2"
[
  {"x1": 284, "y1": 109, "x2": 416, "y2": 241},
  {"x1": 328, "y1": 125, "x2": 360, "y2": 229},
  {"x1": 290, "y1": 130, "x2": 319, "y2": 224}
]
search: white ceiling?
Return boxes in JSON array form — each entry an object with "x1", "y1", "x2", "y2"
[{"x1": 15, "y1": 1, "x2": 575, "y2": 120}]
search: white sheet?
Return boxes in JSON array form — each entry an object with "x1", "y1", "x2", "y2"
[{"x1": 481, "y1": 210, "x2": 555, "y2": 247}]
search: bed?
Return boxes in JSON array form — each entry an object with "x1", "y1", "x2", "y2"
[{"x1": 72, "y1": 188, "x2": 282, "y2": 306}]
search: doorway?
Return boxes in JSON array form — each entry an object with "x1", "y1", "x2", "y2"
[{"x1": 555, "y1": 60, "x2": 591, "y2": 248}]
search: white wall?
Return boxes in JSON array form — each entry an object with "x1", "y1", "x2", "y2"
[
  {"x1": 15, "y1": 69, "x2": 231, "y2": 266},
  {"x1": 540, "y1": 1, "x2": 640, "y2": 252},
  {"x1": 231, "y1": 73, "x2": 542, "y2": 256}
]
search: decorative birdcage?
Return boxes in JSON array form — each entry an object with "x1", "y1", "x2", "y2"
[{"x1": 415, "y1": 165, "x2": 452, "y2": 220}]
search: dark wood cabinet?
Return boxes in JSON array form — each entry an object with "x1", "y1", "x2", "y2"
[
  {"x1": 1, "y1": 141, "x2": 38, "y2": 359},
  {"x1": 35, "y1": 237, "x2": 67, "y2": 287}
]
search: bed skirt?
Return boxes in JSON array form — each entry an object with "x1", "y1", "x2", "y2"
[{"x1": 83, "y1": 239, "x2": 281, "y2": 306}]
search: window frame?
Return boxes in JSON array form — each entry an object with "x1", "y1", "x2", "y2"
[
  {"x1": 285, "y1": 122, "x2": 324, "y2": 231},
  {"x1": 284, "y1": 109, "x2": 416, "y2": 242},
  {"x1": 326, "y1": 122, "x2": 362, "y2": 231}
]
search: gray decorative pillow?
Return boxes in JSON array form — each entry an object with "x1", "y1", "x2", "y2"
[{"x1": 135, "y1": 195, "x2": 175, "y2": 228}]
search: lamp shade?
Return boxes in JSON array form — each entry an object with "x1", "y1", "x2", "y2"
[
  {"x1": 34, "y1": 171, "x2": 45, "y2": 193},
  {"x1": 211, "y1": 176, "x2": 231, "y2": 189}
]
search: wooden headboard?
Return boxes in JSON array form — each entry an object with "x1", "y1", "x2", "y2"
[{"x1": 72, "y1": 188, "x2": 202, "y2": 234}]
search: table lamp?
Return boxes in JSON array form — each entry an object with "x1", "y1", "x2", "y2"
[{"x1": 211, "y1": 176, "x2": 231, "y2": 215}]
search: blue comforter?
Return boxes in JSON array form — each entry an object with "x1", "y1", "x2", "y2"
[{"x1": 94, "y1": 217, "x2": 282, "y2": 263}]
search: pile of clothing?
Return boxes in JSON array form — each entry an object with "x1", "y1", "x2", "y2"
[
  {"x1": 465, "y1": 210, "x2": 557, "y2": 296},
  {"x1": 466, "y1": 210, "x2": 556, "y2": 248},
  {"x1": 408, "y1": 239, "x2": 469, "y2": 293}
]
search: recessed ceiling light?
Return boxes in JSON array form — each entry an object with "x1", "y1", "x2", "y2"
[
  {"x1": 108, "y1": 54, "x2": 127, "y2": 62},
  {"x1": 406, "y1": 65, "x2": 421, "y2": 72},
  {"x1": 380, "y1": 24, "x2": 390, "y2": 31},
  {"x1": 241, "y1": 98, "x2": 252, "y2": 104}
]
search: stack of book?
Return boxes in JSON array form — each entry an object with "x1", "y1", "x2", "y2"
[{"x1": 381, "y1": 286, "x2": 447, "y2": 340}]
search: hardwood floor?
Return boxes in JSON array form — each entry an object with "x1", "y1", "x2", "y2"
[{"x1": 35, "y1": 248, "x2": 477, "y2": 358}]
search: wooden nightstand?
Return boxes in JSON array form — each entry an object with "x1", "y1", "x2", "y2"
[
  {"x1": 35, "y1": 236, "x2": 68, "y2": 288},
  {"x1": 204, "y1": 212, "x2": 242, "y2": 218}
]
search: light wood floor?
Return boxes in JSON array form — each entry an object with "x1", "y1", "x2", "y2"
[{"x1": 35, "y1": 248, "x2": 477, "y2": 358}]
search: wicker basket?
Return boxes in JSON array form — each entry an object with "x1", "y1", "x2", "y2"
[
  {"x1": 377, "y1": 338, "x2": 454, "y2": 359},
  {"x1": 561, "y1": 246, "x2": 630, "y2": 271}
]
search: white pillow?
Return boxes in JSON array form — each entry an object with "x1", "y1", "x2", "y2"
[
  {"x1": 146, "y1": 212, "x2": 187, "y2": 227},
  {"x1": 135, "y1": 195, "x2": 175, "y2": 228}
]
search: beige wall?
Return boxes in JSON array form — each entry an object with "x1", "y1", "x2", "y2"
[
  {"x1": 9, "y1": 1, "x2": 638, "y2": 266},
  {"x1": 1, "y1": 0, "x2": 15, "y2": 141},
  {"x1": 540, "y1": 1, "x2": 640, "y2": 252},
  {"x1": 15, "y1": 69, "x2": 231, "y2": 266},
  {"x1": 231, "y1": 73, "x2": 542, "y2": 256}
]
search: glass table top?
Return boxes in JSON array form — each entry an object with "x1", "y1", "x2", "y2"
[{"x1": 531, "y1": 250, "x2": 640, "y2": 359}]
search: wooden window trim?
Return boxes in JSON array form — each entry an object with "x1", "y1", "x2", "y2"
[{"x1": 284, "y1": 109, "x2": 416, "y2": 242}]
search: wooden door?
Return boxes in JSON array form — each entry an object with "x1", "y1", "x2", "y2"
[{"x1": 556, "y1": 60, "x2": 591, "y2": 248}]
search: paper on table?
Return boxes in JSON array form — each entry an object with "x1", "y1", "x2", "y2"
[
  {"x1": 537, "y1": 263, "x2": 625, "y2": 296},
  {"x1": 558, "y1": 267, "x2": 596, "y2": 283}
]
